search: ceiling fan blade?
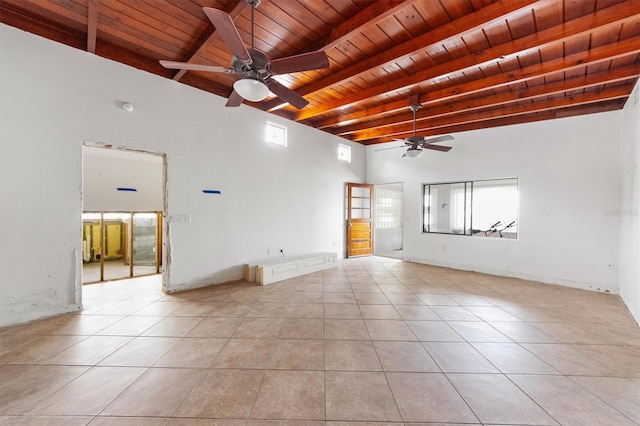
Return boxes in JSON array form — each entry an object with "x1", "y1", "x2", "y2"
[
  {"x1": 159, "y1": 60, "x2": 234, "y2": 74},
  {"x1": 392, "y1": 138, "x2": 412, "y2": 145},
  {"x1": 203, "y1": 7, "x2": 251, "y2": 63},
  {"x1": 266, "y1": 79, "x2": 308, "y2": 109},
  {"x1": 424, "y1": 135, "x2": 454, "y2": 144},
  {"x1": 374, "y1": 145, "x2": 406, "y2": 152},
  {"x1": 423, "y1": 143, "x2": 452, "y2": 152},
  {"x1": 225, "y1": 89, "x2": 243, "y2": 107},
  {"x1": 267, "y1": 51, "x2": 329, "y2": 75}
]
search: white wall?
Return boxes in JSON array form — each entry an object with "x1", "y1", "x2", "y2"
[
  {"x1": 367, "y1": 111, "x2": 624, "y2": 294},
  {"x1": 619, "y1": 81, "x2": 640, "y2": 324},
  {"x1": 0, "y1": 24, "x2": 365, "y2": 327},
  {"x1": 2, "y1": 22, "x2": 635, "y2": 327},
  {"x1": 83, "y1": 146, "x2": 164, "y2": 212}
]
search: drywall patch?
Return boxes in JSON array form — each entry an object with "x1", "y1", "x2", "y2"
[{"x1": 0, "y1": 288, "x2": 80, "y2": 328}]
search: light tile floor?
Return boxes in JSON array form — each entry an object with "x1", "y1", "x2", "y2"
[
  {"x1": 83, "y1": 261, "x2": 157, "y2": 284},
  {"x1": 1, "y1": 256, "x2": 638, "y2": 425}
]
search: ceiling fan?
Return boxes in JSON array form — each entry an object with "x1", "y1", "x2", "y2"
[
  {"x1": 159, "y1": 0, "x2": 329, "y2": 109},
  {"x1": 376, "y1": 98, "x2": 454, "y2": 158}
]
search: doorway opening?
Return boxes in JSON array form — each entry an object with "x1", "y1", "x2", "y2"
[
  {"x1": 82, "y1": 144, "x2": 166, "y2": 285},
  {"x1": 374, "y1": 183, "x2": 403, "y2": 259}
]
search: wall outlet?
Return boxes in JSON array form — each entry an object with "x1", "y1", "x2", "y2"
[{"x1": 267, "y1": 248, "x2": 270, "y2": 255}]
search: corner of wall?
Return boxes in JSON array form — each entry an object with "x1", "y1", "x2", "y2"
[
  {"x1": 618, "y1": 80, "x2": 640, "y2": 326},
  {"x1": 0, "y1": 300, "x2": 81, "y2": 329},
  {"x1": 406, "y1": 255, "x2": 619, "y2": 295}
]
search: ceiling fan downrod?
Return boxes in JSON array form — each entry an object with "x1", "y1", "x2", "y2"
[
  {"x1": 410, "y1": 103, "x2": 420, "y2": 137},
  {"x1": 247, "y1": 0, "x2": 261, "y2": 51}
]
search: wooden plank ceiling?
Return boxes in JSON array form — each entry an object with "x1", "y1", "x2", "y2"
[{"x1": 3, "y1": 0, "x2": 639, "y2": 145}]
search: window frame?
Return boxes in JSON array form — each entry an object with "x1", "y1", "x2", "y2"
[
  {"x1": 265, "y1": 121, "x2": 287, "y2": 147},
  {"x1": 422, "y1": 177, "x2": 518, "y2": 239},
  {"x1": 338, "y1": 144, "x2": 351, "y2": 163}
]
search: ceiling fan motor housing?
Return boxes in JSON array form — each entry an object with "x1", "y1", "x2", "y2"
[
  {"x1": 233, "y1": 49, "x2": 270, "y2": 80},
  {"x1": 405, "y1": 135, "x2": 424, "y2": 146},
  {"x1": 158, "y1": 4, "x2": 329, "y2": 109}
]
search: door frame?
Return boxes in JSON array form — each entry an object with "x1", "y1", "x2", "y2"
[
  {"x1": 81, "y1": 142, "x2": 168, "y2": 289},
  {"x1": 372, "y1": 182, "x2": 404, "y2": 258}
]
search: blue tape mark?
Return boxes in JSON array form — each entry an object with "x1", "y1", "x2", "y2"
[
  {"x1": 202, "y1": 189, "x2": 221, "y2": 194},
  {"x1": 117, "y1": 187, "x2": 137, "y2": 192}
]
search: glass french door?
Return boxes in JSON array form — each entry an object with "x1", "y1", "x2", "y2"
[
  {"x1": 132, "y1": 213, "x2": 160, "y2": 277},
  {"x1": 82, "y1": 211, "x2": 162, "y2": 284}
]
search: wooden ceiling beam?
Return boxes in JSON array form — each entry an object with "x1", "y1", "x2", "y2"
[
  {"x1": 0, "y1": 0, "x2": 174, "y2": 77},
  {"x1": 0, "y1": 2, "x2": 85, "y2": 49},
  {"x1": 319, "y1": 35, "x2": 640, "y2": 130},
  {"x1": 317, "y1": 0, "x2": 413, "y2": 52},
  {"x1": 86, "y1": 0, "x2": 98, "y2": 53},
  {"x1": 96, "y1": 39, "x2": 173, "y2": 78},
  {"x1": 337, "y1": 65, "x2": 640, "y2": 136},
  {"x1": 262, "y1": 0, "x2": 538, "y2": 112},
  {"x1": 363, "y1": 99, "x2": 626, "y2": 145},
  {"x1": 296, "y1": 1, "x2": 639, "y2": 121},
  {"x1": 261, "y1": 0, "x2": 414, "y2": 112},
  {"x1": 353, "y1": 85, "x2": 633, "y2": 142},
  {"x1": 172, "y1": 1, "x2": 248, "y2": 81},
  {"x1": 552, "y1": 99, "x2": 626, "y2": 118}
]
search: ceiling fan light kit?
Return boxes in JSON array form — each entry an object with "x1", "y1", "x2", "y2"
[
  {"x1": 405, "y1": 148, "x2": 423, "y2": 158},
  {"x1": 234, "y1": 78, "x2": 269, "y2": 102}
]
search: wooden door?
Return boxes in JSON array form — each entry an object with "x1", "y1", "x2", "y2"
[{"x1": 347, "y1": 183, "x2": 374, "y2": 257}]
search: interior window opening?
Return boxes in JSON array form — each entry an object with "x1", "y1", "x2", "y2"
[{"x1": 423, "y1": 178, "x2": 518, "y2": 239}]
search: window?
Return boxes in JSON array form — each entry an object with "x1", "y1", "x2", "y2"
[
  {"x1": 423, "y1": 178, "x2": 518, "y2": 238},
  {"x1": 265, "y1": 121, "x2": 287, "y2": 147},
  {"x1": 338, "y1": 144, "x2": 351, "y2": 162},
  {"x1": 350, "y1": 185, "x2": 371, "y2": 219},
  {"x1": 425, "y1": 182, "x2": 470, "y2": 235},
  {"x1": 471, "y1": 179, "x2": 518, "y2": 238}
]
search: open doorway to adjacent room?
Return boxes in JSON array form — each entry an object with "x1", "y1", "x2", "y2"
[
  {"x1": 82, "y1": 144, "x2": 166, "y2": 285},
  {"x1": 374, "y1": 183, "x2": 403, "y2": 259}
]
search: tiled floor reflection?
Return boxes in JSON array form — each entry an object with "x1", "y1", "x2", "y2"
[{"x1": 1, "y1": 257, "x2": 638, "y2": 425}]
